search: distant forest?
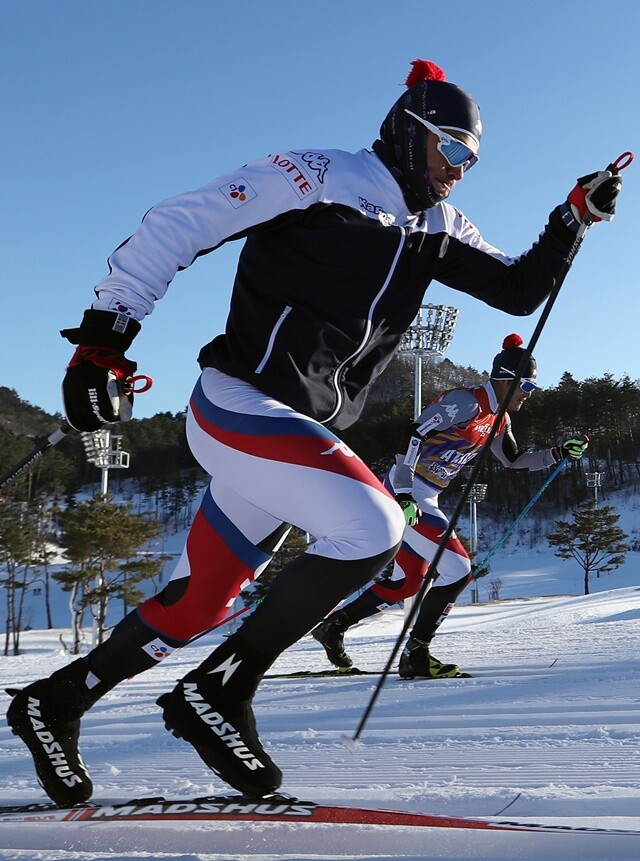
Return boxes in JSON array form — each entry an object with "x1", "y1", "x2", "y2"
[{"x1": 2, "y1": 354, "x2": 640, "y2": 525}]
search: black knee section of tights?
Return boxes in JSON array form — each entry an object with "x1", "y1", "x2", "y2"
[
  {"x1": 339, "y1": 587, "x2": 389, "y2": 625},
  {"x1": 238, "y1": 544, "x2": 400, "y2": 658},
  {"x1": 85, "y1": 610, "x2": 187, "y2": 688},
  {"x1": 410, "y1": 574, "x2": 470, "y2": 644}
]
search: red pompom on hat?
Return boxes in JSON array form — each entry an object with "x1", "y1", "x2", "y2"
[
  {"x1": 405, "y1": 60, "x2": 447, "y2": 88},
  {"x1": 501, "y1": 333, "x2": 524, "y2": 350}
]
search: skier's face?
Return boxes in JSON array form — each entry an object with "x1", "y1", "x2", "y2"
[
  {"x1": 507, "y1": 384, "x2": 534, "y2": 412},
  {"x1": 425, "y1": 129, "x2": 477, "y2": 200},
  {"x1": 492, "y1": 379, "x2": 535, "y2": 412}
]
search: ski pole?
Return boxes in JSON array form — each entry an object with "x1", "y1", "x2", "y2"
[
  {"x1": 352, "y1": 151, "x2": 634, "y2": 742},
  {"x1": 0, "y1": 372, "x2": 155, "y2": 492},
  {"x1": 471, "y1": 456, "x2": 569, "y2": 580},
  {"x1": 185, "y1": 604, "x2": 250, "y2": 645},
  {"x1": 0, "y1": 422, "x2": 73, "y2": 491}
]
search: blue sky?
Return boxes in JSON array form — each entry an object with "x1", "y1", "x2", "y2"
[{"x1": 2, "y1": 1, "x2": 638, "y2": 421}]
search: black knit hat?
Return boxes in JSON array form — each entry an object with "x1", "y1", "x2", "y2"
[
  {"x1": 373, "y1": 60, "x2": 482, "y2": 212},
  {"x1": 491, "y1": 334, "x2": 537, "y2": 381}
]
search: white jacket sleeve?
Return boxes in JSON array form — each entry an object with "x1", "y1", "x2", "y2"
[
  {"x1": 490, "y1": 413, "x2": 559, "y2": 471},
  {"x1": 90, "y1": 154, "x2": 324, "y2": 320}
]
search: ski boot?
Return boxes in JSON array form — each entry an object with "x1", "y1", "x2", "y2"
[
  {"x1": 398, "y1": 637, "x2": 462, "y2": 679},
  {"x1": 157, "y1": 637, "x2": 282, "y2": 797},
  {"x1": 311, "y1": 611, "x2": 353, "y2": 669},
  {"x1": 5, "y1": 659, "x2": 100, "y2": 805}
]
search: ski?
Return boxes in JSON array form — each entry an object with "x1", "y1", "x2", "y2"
[
  {"x1": 266, "y1": 667, "x2": 380, "y2": 679},
  {"x1": 0, "y1": 794, "x2": 638, "y2": 836},
  {"x1": 266, "y1": 667, "x2": 472, "y2": 679}
]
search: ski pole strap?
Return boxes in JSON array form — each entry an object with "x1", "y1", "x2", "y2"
[{"x1": 472, "y1": 457, "x2": 569, "y2": 578}]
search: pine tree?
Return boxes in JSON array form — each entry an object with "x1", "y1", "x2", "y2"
[
  {"x1": 55, "y1": 497, "x2": 164, "y2": 650},
  {"x1": 0, "y1": 500, "x2": 39, "y2": 655},
  {"x1": 547, "y1": 501, "x2": 629, "y2": 595}
]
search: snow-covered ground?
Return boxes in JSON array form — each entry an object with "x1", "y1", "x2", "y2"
[
  {"x1": 1, "y1": 481, "x2": 640, "y2": 859},
  {"x1": 1, "y1": 554, "x2": 640, "y2": 859}
]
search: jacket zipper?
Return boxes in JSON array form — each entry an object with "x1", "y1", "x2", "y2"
[
  {"x1": 255, "y1": 305, "x2": 293, "y2": 374},
  {"x1": 323, "y1": 228, "x2": 407, "y2": 425}
]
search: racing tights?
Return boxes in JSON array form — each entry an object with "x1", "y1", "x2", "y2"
[
  {"x1": 370, "y1": 476, "x2": 472, "y2": 643},
  {"x1": 85, "y1": 368, "x2": 404, "y2": 687}
]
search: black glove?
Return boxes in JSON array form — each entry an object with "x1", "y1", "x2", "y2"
[
  {"x1": 396, "y1": 494, "x2": 419, "y2": 527},
  {"x1": 562, "y1": 165, "x2": 622, "y2": 231},
  {"x1": 60, "y1": 310, "x2": 141, "y2": 431},
  {"x1": 561, "y1": 436, "x2": 589, "y2": 460}
]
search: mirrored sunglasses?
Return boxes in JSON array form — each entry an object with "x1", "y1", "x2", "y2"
[
  {"x1": 404, "y1": 109, "x2": 479, "y2": 171},
  {"x1": 520, "y1": 378, "x2": 537, "y2": 394}
]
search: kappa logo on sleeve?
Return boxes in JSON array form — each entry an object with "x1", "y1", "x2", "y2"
[
  {"x1": 219, "y1": 178, "x2": 258, "y2": 208},
  {"x1": 299, "y1": 151, "x2": 330, "y2": 182},
  {"x1": 443, "y1": 403, "x2": 459, "y2": 420}
]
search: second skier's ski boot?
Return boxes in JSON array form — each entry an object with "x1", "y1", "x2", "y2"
[
  {"x1": 311, "y1": 612, "x2": 353, "y2": 669},
  {"x1": 5, "y1": 659, "x2": 96, "y2": 806},
  {"x1": 157, "y1": 640, "x2": 282, "y2": 797},
  {"x1": 398, "y1": 638, "x2": 462, "y2": 680}
]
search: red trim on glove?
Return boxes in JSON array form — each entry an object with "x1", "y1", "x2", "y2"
[{"x1": 67, "y1": 346, "x2": 137, "y2": 381}]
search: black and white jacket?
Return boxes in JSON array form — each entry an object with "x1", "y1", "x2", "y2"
[{"x1": 92, "y1": 147, "x2": 576, "y2": 430}]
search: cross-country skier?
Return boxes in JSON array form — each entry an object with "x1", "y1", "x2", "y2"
[
  {"x1": 311, "y1": 334, "x2": 589, "y2": 677},
  {"x1": 6, "y1": 59, "x2": 621, "y2": 805}
]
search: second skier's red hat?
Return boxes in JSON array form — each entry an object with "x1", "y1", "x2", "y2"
[{"x1": 491, "y1": 334, "x2": 537, "y2": 381}]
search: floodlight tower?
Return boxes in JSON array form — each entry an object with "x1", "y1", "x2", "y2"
[
  {"x1": 398, "y1": 304, "x2": 460, "y2": 418},
  {"x1": 585, "y1": 471, "x2": 603, "y2": 506},
  {"x1": 81, "y1": 429, "x2": 131, "y2": 646},
  {"x1": 399, "y1": 304, "x2": 459, "y2": 619},
  {"x1": 468, "y1": 483, "x2": 488, "y2": 603},
  {"x1": 81, "y1": 429, "x2": 130, "y2": 497}
]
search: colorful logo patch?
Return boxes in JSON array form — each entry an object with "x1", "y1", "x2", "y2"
[
  {"x1": 107, "y1": 300, "x2": 133, "y2": 315},
  {"x1": 142, "y1": 639, "x2": 173, "y2": 662},
  {"x1": 219, "y1": 178, "x2": 257, "y2": 208}
]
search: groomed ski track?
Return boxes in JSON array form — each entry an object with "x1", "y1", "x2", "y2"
[{"x1": 1, "y1": 588, "x2": 639, "y2": 859}]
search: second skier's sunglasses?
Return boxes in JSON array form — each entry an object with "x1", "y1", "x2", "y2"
[
  {"x1": 519, "y1": 378, "x2": 537, "y2": 394},
  {"x1": 497, "y1": 366, "x2": 537, "y2": 394},
  {"x1": 404, "y1": 110, "x2": 479, "y2": 171}
]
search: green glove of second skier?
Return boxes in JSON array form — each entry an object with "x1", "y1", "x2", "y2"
[
  {"x1": 397, "y1": 495, "x2": 420, "y2": 527},
  {"x1": 561, "y1": 435, "x2": 589, "y2": 460}
]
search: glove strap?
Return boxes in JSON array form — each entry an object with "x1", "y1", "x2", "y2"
[{"x1": 559, "y1": 200, "x2": 582, "y2": 234}]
